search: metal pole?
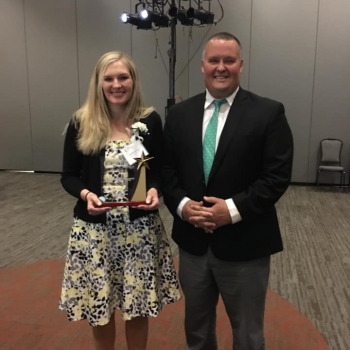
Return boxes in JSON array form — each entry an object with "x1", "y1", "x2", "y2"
[{"x1": 166, "y1": 1, "x2": 177, "y2": 117}]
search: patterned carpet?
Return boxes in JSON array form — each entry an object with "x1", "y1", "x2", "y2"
[
  {"x1": 0, "y1": 259, "x2": 328, "y2": 350},
  {"x1": 0, "y1": 172, "x2": 350, "y2": 349}
]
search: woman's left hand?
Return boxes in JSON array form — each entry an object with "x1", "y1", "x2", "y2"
[{"x1": 136, "y1": 188, "x2": 159, "y2": 210}]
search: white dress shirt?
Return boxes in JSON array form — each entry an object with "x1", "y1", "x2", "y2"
[{"x1": 177, "y1": 87, "x2": 243, "y2": 224}]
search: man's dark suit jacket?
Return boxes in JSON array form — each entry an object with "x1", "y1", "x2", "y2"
[{"x1": 162, "y1": 88, "x2": 294, "y2": 262}]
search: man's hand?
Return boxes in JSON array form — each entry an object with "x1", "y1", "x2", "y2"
[
  {"x1": 183, "y1": 200, "x2": 216, "y2": 233},
  {"x1": 190, "y1": 196, "x2": 231, "y2": 230}
]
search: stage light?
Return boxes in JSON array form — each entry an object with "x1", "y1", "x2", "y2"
[
  {"x1": 153, "y1": 13, "x2": 170, "y2": 27},
  {"x1": 141, "y1": 10, "x2": 169, "y2": 27},
  {"x1": 187, "y1": 7, "x2": 214, "y2": 24},
  {"x1": 120, "y1": 13, "x2": 128, "y2": 23},
  {"x1": 177, "y1": 9, "x2": 193, "y2": 26},
  {"x1": 140, "y1": 9, "x2": 149, "y2": 19},
  {"x1": 120, "y1": 12, "x2": 152, "y2": 30},
  {"x1": 119, "y1": 1, "x2": 223, "y2": 118},
  {"x1": 168, "y1": 6, "x2": 178, "y2": 18},
  {"x1": 120, "y1": 13, "x2": 139, "y2": 26}
]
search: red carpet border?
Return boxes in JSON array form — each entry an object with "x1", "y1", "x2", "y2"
[{"x1": 0, "y1": 259, "x2": 328, "y2": 350}]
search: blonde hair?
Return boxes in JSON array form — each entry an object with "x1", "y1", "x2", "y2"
[{"x1": 73, "y1": 51, "x2": 154, "y2": 154}]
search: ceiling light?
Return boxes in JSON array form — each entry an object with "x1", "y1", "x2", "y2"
[{"x1": 187, "y1": 8, "x2": 214, "y2": 24}]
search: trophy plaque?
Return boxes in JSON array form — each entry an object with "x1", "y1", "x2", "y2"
[{"x1": 100, "y1": 152, "x2": 153, "y2": 207}]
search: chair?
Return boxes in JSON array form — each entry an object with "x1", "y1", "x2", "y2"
[{"x1": 316, "y1": 138, "x2": 346, "y2": 186}]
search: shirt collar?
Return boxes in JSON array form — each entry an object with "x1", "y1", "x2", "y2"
[{"x1": 204, "y1": 86, "x2": 239, "y2": 109}]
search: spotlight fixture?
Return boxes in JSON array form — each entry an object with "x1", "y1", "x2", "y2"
[
  {"x1": 141, "y1": 10, "x2": 170, "y2": 28},
  {"x1": 139, "y1": 9, "x2": 149, "y2": 19},
  {"x1": 120, "y1": 12, "x2": 152, "y2": 30},
  {"x1": 120, "y1": 12, "x2": 136, "y2": 24},
  {"x1": 168, "y1": 5, "x2": 178, "y2": 18},
  {"x1": 187, "y1": 7, "x2": 214, "y2": 24},
  {"x1": 177, "y1": 8, "x2": 193, "y2": 26},
  {"x1": 119, "y1": 0, "x2": 223, "y2": 117}
]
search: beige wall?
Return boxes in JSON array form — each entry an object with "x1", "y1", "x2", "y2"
[{"x1": 1, "y1": 0, "x2": 349, "y2": 182}]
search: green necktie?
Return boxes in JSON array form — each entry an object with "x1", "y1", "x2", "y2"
[{"x1": 203, "y1": 99, "x2": 227, "y2": 184}]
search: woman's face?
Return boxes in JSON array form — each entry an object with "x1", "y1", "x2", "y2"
[{"x1": 102, "y1": 60, "x2": 133, "y2": 107}]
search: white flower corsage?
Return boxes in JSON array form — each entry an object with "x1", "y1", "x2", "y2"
[
  {"x1": 127, "y1": 122, "x2": 148, "y2": 142},
  {"x1": 130, "y1": 121, "x2": 148, "y2": 142},
  {"x1": 131, "y1": 122, "x2": 148, "y2": 134}
]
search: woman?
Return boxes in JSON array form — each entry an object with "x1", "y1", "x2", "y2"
[{"x1": 59, "y1": 51, "x2": 181, "y2": 350}]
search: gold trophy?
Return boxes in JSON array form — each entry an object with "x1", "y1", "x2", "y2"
[{"x1": 100, "y1": 152, "x2": 153, "y2": 207}]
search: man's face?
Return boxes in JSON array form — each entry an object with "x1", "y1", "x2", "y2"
[{"x1": 201, "y1": 39, "x2": 243, "y2": 99}]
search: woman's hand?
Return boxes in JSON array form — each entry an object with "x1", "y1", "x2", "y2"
[
  {"x1": 136, "y1": 188, "x2": 159, "y2": 210},
  {"x1": 81, "y1": 190, "x2": 111, "y2": 216}
]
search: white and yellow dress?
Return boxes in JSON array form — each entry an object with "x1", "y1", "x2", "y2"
[{"x1": 59, "y1": 140, "x2": 181, "y2": 326}]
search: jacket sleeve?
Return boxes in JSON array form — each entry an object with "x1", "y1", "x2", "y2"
[
  {"x1": 161, "y1": 105, "x2": 188, "y2": 216},
  {"x1": 60, "y1": 120, "x2": 85, "y2": 199},
  {"x1": 145, "y1": 111, "x2": 163, "y2": 194},
  {"x1": 232, "y1": 102, "x2": 294, "y2": 219}
]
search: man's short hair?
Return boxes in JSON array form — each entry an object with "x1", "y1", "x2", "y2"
[{"x1": 206, "y1": 32, "x2": 242, "y2": 49}]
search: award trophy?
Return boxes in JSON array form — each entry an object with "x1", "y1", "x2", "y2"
[{"x1": 100, "y1": 152, "x2": 153, "y2": 207}]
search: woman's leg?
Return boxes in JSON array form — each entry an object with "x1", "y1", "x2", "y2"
[
  {"x1": 92, "y1": 314, "x2": 116, "y2": 350},
  {"x1": 125, "y1": 316, "x2": 149, "y2": 350}
]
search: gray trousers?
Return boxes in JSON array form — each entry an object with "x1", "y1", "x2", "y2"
[{"x1": 179, "y1": 248, "x2": 270, "y2": 350}]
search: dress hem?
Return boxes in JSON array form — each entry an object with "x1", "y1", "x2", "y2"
[{"x1": 59, "y1": 295, "x2": 182, "y2": 326}]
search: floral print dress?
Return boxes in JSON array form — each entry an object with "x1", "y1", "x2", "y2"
[{"x1": 59, "y1": 140, "x2": 181, "y2": 326}]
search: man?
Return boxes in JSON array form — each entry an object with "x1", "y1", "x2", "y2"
[{"x1": 162, "y1": 32, "x2": 294, "y2": 350}]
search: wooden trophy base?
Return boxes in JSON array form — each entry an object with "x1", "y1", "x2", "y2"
[{"x1": 100, "y1": 201, "x2": 146, "y2": 207}]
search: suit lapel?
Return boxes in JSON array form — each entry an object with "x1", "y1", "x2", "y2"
[
  {"x1": 208, "y1": 88, "x2": 248, "y2": 182},
  {"x1": 188, "y1": 93, "x2": 206, "y2": 171}
]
